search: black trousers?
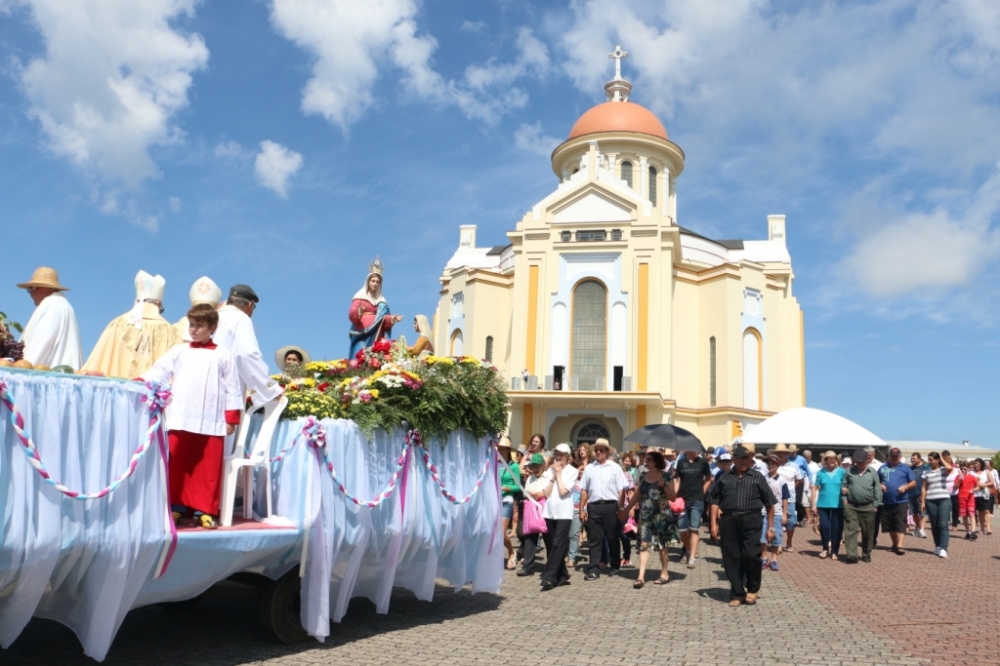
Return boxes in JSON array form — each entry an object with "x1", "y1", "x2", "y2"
[
  {"x1": 586, "y1": 502, "x2": 620, "y2": 575},
  {"x1": 520, "y1": 530, "x2": 542, "y2": 571},
  {"x1": 719, "y1": 511, "x2": 764, "y2": 598},
  {"x1": 541, "y1": 518, "x2": 572, "y2": 585},
  {"x1": 950, "y1": 495, "x2": 960, "y2": 527}
]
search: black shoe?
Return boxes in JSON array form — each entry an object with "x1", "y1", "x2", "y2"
[
  {"x1": 844, "y1": 556, "x2": 858, "y2": 564},
  {"x1": 516, "y1": 568, "x2": 533, "y2": 577},
  {"x1": 584, "y1": 573, "x2": 598, "y2": 581},
  {"x1": 861, "y1": 555, "x2": 871, "y2": 563},
  {"x1": 971, "y1": 532, "x2": 979, "y2": 540},
  {"x1": 540, "y1": 580, "x2": 554, "y2": 591},
  {"x1": 609, "y1": 569, "x2": 620, "y2": 577}
]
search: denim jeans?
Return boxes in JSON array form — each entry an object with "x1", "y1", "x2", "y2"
[
  {"x1": 817, "y1": 507, "x2": 844, "y2": 555},
  {"x1": 568, "y1": 513, "x2": 582, "y2": 561},
  {"x1": 926, "y1": 497, "x2": 951, "y2": 551}
]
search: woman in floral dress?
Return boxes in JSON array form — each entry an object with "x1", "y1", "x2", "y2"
[{"x1": 619, "y1": 450, "x2": 677, "y2": 588}]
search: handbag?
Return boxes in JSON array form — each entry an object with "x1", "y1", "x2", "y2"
[{"x1": 522, "y1": 497, "x2": 548, "y2": 535}]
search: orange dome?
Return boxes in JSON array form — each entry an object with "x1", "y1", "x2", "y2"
[{"x1": 568, "y1": 101, "x2": 668, "y2": 140}]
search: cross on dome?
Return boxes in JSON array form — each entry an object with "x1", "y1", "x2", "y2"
[
  {"x1": 604, "y1": 44, "x2": 633, "y2": 102},
  {"x1": 609, "y1": 45, "x2": 628, "y2": 80}
]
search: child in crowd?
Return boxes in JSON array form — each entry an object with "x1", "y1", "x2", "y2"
[
  {"x1": 142, "y1": 303, "x2": 241, "y2": 529},
  {"x1": 761, "y1": 455, "x2": 791, "y2": 571}
]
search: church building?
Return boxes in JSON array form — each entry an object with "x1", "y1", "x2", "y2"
[{"x1": 433, "y1": 47, "x2": 806, "y2": 450}]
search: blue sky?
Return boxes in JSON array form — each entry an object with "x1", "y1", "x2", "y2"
[{"x1": 1, "y1": 0, "x2": 998, "y2": 446}]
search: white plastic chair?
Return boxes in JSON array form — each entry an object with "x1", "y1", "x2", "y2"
[{"x1": 219, "y1": 396, "x2": 288, "y2": 527}]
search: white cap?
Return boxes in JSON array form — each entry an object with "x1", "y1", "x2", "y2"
[
  {"x1": 189, "y1": 276, "x2": 222, "y2": 306},
  {"x1": 554, "y1": 443, "x2": 573, "y2": 455},
  {"x1": 719, "y1": 453, "x2": 733, "y2": 461},
  {"x1": 128, "y1": 270, "x2": 166, "y2": 329}
]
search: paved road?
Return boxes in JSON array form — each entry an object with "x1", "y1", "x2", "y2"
[{"x1": 5, "y1": 528, "x2": 951, "y2": 666}]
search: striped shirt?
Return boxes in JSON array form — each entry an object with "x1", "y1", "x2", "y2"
[
  {"x1": 707, "y1": 468, "x2": 777, "y2": 512},
  {"x1": 923, "y1": 467, "x2": 951, "y2": 501}
]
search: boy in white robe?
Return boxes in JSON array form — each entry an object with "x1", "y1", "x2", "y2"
[{"x1": 142, "y1": 304, "x2": 241, "y2": 529}]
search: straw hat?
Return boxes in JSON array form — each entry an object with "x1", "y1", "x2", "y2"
[
  {"x1": 275, "y1": 345, "x2": 311, "y2": 370},
  {"x1": 771, "y1": 443, "x2": 791, "y2": 453},
  {"x1": 17, "y1": 267, "x2": 69, "y2": 291},
  {"x1": 822, "y1": 450, "x2": 838, "y2": 461}
]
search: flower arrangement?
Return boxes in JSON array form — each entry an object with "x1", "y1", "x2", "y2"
[{"x1": 272, "y1": 338, "x2": 508, "y2": 441}]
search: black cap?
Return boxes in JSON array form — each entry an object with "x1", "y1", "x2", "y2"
[
  {"x1": 732, "y1": 445, "x2": 752, "y2": 458},
  {"x1": 229, "y1": 284, "x2": 259, "y2": 303}
]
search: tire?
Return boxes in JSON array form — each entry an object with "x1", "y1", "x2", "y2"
[{"x1": 260, "y1": 569, "x2": 308, "y2": 644}]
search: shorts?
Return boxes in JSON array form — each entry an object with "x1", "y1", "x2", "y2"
[
  {"x1": 975, "y1": 496, "x2": 993, "y2": 513},
  {"x1": 959, "y1": 493, "x2": 976, "y2": 517},
  {"x1": 676, "y1": 500, "x2": 704, "y2": 531},
  {"x1": 880, "y1": 503, "x2": 909, "y2": 533},
  {"x1": 502, "y1": 500, "x2": 514, "y2": 520},
  {"x1": 784, "y1": 511, "x2": 798, "y2": 531},
  {"x1": 760, "y1": 513, "x2": 784, "y2": 548},
  {"x1": 908, "y1": 496, "x2": 926, "y2": 518}
]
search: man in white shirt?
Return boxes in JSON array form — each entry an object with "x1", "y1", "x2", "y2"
[
  {"x1": 579, "y1": 438, "x2": 627, "y2": 581},
  {"x1": 213, "y1": 284, "x2": 282, "y2": 406},
  {"x1": 772, "y1": 443, "x2": 804, "y2": 551},
  {"x1": 16, "y1": 267, "x2": 82, "y2": 369}
]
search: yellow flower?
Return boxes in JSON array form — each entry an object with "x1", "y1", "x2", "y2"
[
  {"x1": 369, "y1": 389, "x2": 380, "y2": 399},
  {"x1": 425, "y1": 355, "x2": 454, "y2": 366},
  {"x1": 303, "y1": 378, "x2": 316, "y2": 387}
]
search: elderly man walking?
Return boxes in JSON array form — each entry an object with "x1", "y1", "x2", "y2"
[
  {"x1": 842, "y1": 449, "x2": 883, "y2": 563},
  {"x1": 16, "y1": 267, "x2": 82, "y2": 369},
  {"x1": 878, "y1": 447, "x2": 916, "y2": 555},
  {"x1": 708, "y1": 445, "x2": 777, "y2": 607},
  {"x1": 579, "y1": 438, "x2": 628, "y2": 581}
]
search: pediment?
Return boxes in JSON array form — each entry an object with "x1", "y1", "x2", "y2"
[{"x1": 550, "y1": 189, "x2": 634, "y2": 224}]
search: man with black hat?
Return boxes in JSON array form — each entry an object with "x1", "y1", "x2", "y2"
[
  {"x1": 708, "y1": 445, "x2": 777, "y2": 607},
  {"x1": 214, "y1": 284, "x2": 282, "y2": 407}
]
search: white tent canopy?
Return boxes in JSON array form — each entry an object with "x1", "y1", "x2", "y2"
[{"x1": 742, "y1": 407, "x2": 885, "y2": 447}]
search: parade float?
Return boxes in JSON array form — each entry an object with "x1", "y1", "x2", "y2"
[{"x1": 0, "y1": 308, "x2": 508, "y2": 661}]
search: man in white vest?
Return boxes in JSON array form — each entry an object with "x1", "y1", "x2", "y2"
[{"x1": 17, "y1": 267, "x2": 82, "y2": 369}]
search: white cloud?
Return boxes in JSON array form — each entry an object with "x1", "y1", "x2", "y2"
[
  {"x1": 514, "y1": 122, "x2": 559, "y2": 157},
  {"x1": 168, "y1": 195, "x2": 181, "y2": 211},
  {"x1": 254, "y1": 140, "x2": 303, "y2": 198},
  {"x1": 460, "y1": 20, "x2": 486, "y2": 33},
  {"x1": 13, "y1": 0, "x2": 208, "y2": 188},
  {"x1": 213, "y1": 140, "x2": 247, "y2": 159},
  {"x1": 841, "y1": 166, "x2": 1000, "y2": 299},
  {"x1": 270, "y1": 0, "x2": 548, "y2": 129}
]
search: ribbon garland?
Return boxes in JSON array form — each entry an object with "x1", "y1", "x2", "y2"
[
  {"x1": 302, "y1": 417, "x2": 411, "y2": 508},
  {"x1": 0, "y1": 378, "x2": 171, "y2": 501},
  {"x1": 419, "y1": 435, "x2": 496, "y2": 505}
]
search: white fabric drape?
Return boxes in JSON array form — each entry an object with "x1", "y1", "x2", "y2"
[
  {"x1": 0, "y1": 370, "x2": 166, "y2": 661},
  {"x1": 269, "y1": 419, "x2": 502, "y2": 641}
]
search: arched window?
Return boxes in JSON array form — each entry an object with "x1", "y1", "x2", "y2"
[
  {"x1": 450, "y1": 329, "x2": 464, "y2": 356},
  {"x1": 572, "y1": 280, "x2": 607, "y2": 391},
  {"x1": 621, "y1": 161, "x2": 633, "y2": 188},
  {"x1": 485, "y1": 335, "x2": 494, "y2": 363},
  {"x1": 574, "y1": 420, "x2": 610, "y2": 447},
  {"x1": 648, "y1": 166, "x2": 657, "y2": 206},
  {"x1": 709, "y1": 336, "x2": 717, "y2": 407},
  {"x1": 743, "y1": 329, "x2": 762, "y2": 411}
]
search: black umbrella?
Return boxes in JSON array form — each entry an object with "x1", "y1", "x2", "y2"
[{"x1": 624, "y1": 423, "x2": 705, "y2": 453}]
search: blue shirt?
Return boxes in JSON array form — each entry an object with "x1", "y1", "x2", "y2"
[
  {"x1": 909, "y1": 464, "x2": 930, "y2": 499},
  {"x1": 788, "y1": 454, "x2": 813, "y2": 482},
  {"x1": 878, "y1": 462, "x2": 916, "y2": 504},
  {"x1": 813, "y1": 467, "x2": 846, "y2": 508}
]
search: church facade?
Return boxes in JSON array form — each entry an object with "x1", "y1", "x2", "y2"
[{"x1": 432, "y1": 50, "x2": 806, "y2": 451}]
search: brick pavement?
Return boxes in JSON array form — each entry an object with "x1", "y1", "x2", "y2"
[
  {"x1": 3, "y1": 536, "x2": 926, "y2": 666},
  {"x1": 778, "y1": 522, "x2": 1000, "y2": 666}
]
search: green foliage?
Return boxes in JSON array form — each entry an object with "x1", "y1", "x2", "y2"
[{"x1": 275, "y1": 342, "x2": 508, "y2": 442}]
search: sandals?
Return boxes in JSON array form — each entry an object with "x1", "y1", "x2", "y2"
[
  {"x1": 818, "y1": 550, "x2": 828, "y2": 559},
  {"x1": 198, "y1": 514, "x2": 218, "y2": 530},
  {"x1": 653, "y1": 577, "x2": 670, "y2": 585},
  {"x1": 633, "y1": 580, "x2": 644, "y2": 589},
  {"x1": 506, "y1": 555, "x2": 517, "y2": 570},
  {"x1": 728, "y1": 598, "x2": 742, "y2": 607},
  {"x1": 745, "y1": 592, "x2": 758, "y2": 605}
]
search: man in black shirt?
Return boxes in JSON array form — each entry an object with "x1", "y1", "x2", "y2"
[
  {"x1": 708, "y1": 446, "x2": 777, "y2": 607},
  {"x1": 674, "y1": 450, "x2": 713, "y2": 569}
]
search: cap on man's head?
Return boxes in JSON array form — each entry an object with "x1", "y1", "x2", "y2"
[
  {"x1": 529, "y1": 453, "x2": 545, "y2": 466},
  {"x1": 765, "y1": 455, "x2": 780, "y2": 465},
  {"x1": 718, "y1": 453, "x2": 733, "y2": 461},
  {"x1": 554, "y1": 443, "x2": 573, "y2": 455},
  {"x1": 229, "y1": 284, "x2": 259, "y2": 303},
  {"x1": 592, "y1": 438, "x2": 611, "y2": 451},
  {"x1": 732, "y1": 445, "x2": 753, "y2": 458},
  {"x1": 852, "y1": 449, "x2": 868, "y2": 463}
]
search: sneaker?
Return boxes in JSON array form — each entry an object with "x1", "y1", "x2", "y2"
[
  {"x1": 917, "y1": 529, "x2": 928, "y2": 538},
  {"x1": 584, "y1": 573, "x2": 598, "y2": 581},
  {"x1": 934, "y1": 547, "x2": 941, "y2": 556},
  {"x1": 938, "y1": 549, "x2": 948, "y2": 558},
  {"x1": 762, "y1": 559, "x2": 769, "y2": 569},
  {"x1": 687, "y1": 557, "x2": 697, "y2": 569},
  {"x1": 609, "y1": 569, "x2": 620, "y2": 577},
  {"x1": 769, "y1": 560, "x2": 779, "y2": 571},
  {"x1": 971, "y1": 532, "x2": 979, "y2": 541}
]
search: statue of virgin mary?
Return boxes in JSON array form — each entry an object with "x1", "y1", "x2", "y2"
[{"x1": 348, "y1": 256, "x2": 403, "y2": 357}]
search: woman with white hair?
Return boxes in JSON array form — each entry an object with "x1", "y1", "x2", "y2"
[{"x1": 407, "y1": 315, "x2": 435, "y2": 356}]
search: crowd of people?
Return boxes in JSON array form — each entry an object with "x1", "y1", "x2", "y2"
[{"x1": 497, "y1": 434, "x2": 1000, "y2": 605}]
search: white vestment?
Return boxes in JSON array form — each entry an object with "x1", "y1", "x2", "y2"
[
  {"x1": 142, "y1": 343, "x2": 242, "y2": 436},
  {"x1": 21, "y1": 293, "x2": 83, "y2": 369},
  {"x1": 213, "y1": 305, "x2": 282, "y2": 405}
]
